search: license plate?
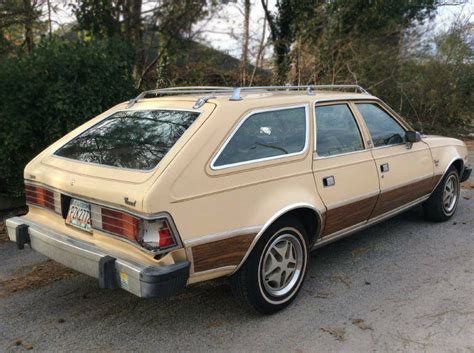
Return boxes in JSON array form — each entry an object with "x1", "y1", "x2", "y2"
[{"x1": 66, "y1": 199, "x2": 92, "y2": 232}]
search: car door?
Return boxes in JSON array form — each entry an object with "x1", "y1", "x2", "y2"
[
  {"x1": 312, "y1": 102, "x2": 380, "y2": 237},
  {"x1": 352, "y1": 101, "x2": 435, "y2": 219}
]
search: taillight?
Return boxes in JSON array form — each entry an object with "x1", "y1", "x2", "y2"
[
  {"x1": 141, "y1": 219, "x2": 177, "y2": 250},
  {"x1": 25, "y1": 184, "x2": 61, "y2": 213},
  {"x1": 90, "y1": 205, "x2": 179, "y2": 253},
  {"x1": 100, "y1": 208, "x2": 140, "y2": 242}
]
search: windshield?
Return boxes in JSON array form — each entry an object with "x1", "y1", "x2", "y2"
[{"x1": 54, "y1": 110, "x2": 200, "y2": 171}]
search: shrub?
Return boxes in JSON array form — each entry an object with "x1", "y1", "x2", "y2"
[{"x1": 0, "y1": 38, "x2": 137, "y2": 197}]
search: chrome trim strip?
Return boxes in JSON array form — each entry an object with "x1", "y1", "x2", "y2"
[
  {"x1": 313, "y1": 148, "x2": 368, "y2": 160},
  {"x1": 24, "y1": 181, "x2": 183, "y2": 257},
  {"x1": 313, "y1": 101, "x2": 368, "y2": 158},
  {"x1": 312, "y1": 194, "x2": 430, "y2": 250},
  {"x1": 431, "y1": 157, "x2": 464, "y2": 192},
  {"x1": 232, "y1": 202, "x2": 324, "y2": 274},
  {"x1": 189, "y1": 266, "x2": 237, "y2": 280},
  {"x1": 382, "y1": 174, "x2": 434, "y2": 193},
  {"x1": 184, "y1": 225, "x2": 262, "y2": 247},
  {"x1": 210, "y1": 104, "x2": 310, "y2": 170},
  {"x1": 327, "y1": 191, "x2": 380, "y2": 210}
]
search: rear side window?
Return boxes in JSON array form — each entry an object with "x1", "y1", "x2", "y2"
[
  {"x1": 213, "y1": 106, "x2": 307, "y2": 168},
  {"x1": 55, "y1": 110, "x2": 199, "y2": 170},
  {"x1": 315, "y1": 104, "x2": 364, "y2": 157},
  {"x1": 356, "y1": 103, "x2": 405, "y2": 147}
]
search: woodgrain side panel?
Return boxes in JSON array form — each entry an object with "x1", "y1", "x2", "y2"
[
  {"x1": 192, "y1": 233, "x2": 257, "y2": 273},
  {"x1": 370, "y1": 176, "x2": 438, "y2": 218},
  {"x1": 322, "y1": 195, "x2": 379, "y2": 236}
]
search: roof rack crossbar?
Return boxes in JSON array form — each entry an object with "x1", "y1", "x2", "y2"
[{"x1": 127, "y1": 85, "x2": 369, "y2": 108}]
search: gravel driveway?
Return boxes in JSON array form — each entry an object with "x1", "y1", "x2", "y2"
[{"x1": 1, "y1": 179, "x2": 473, "y2": 352}]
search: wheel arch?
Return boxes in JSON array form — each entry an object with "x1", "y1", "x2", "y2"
[
  {"x1": 233, "y1": 203, "x2": 324, "y2": 274},
  {"x1": 432, "y1": 157, "x2": 465, "y2": 193}
]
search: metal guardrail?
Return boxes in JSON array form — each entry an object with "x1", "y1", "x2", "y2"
[{"x1": 127, "y1": 85, "x2": 369, "y2": 108}]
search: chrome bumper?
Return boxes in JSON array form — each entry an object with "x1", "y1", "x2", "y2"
[{"x1": 6, "y1": 217, "x2": 189, "y2": 298}]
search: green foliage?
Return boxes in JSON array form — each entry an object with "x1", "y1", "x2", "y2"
[
  {"x1": 72, "y1": 0, "x2": 121, "y2": 38},
  {"x1": 0, "y1": 38, "x2": 137, "y2": 197}
]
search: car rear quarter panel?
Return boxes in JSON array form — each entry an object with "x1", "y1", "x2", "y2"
[{"x1": 143, "y1": 100, "x2": 324, "y2": 282}]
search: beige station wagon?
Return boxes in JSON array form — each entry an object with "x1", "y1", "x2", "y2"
[{"x1": 6, "y1": 85, "x2": 471, "y2": 313}]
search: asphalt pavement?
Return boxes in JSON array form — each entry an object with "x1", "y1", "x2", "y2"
[{"x1": 1, "y1": 188, "x2": 473, "y2": 352}]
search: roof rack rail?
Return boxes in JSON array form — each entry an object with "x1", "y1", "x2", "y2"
[{"x1": 127, "y1": 85, "x2": 369, "y2": 108}]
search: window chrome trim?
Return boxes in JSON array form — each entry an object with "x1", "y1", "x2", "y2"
[
  {"x1": 210, "y1": 104, "x2": 310, "y2": 170},
  {"x1": 313, "y1": 101, "x2": 366, "y2": 159},
  {"x1": 313, "y1": 148, "x2": 369, "y2": 160},
  {"x1": 51, "y1": 108, "x2": 202, "y2": 174},
  {"x1": 354, "y1": 102, "x2": 407, "y2": 149}
]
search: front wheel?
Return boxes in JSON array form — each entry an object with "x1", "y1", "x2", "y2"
[
  {"x1": 230, "y1": 216, "x2": 308, "y2": 314},
  {"x1": 423, "y1": 166, "x2": 460, "y2": 222}
]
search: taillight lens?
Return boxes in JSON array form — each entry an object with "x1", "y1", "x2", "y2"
[
  {"x1": 91, "y1": 206, "x2": 179, "y2": 253},
  {"x1": 141, "y1": 219, "x2": 177, "y2": 250},
  {"x1": 25, "y1": 184, "x2": 61, "y2": 213},
  {"x1": 100, "y1": 208, "x2": 140, "y2": 242}
]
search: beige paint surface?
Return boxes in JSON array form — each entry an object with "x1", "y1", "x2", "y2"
[{"x1": 21, "y1": 90, "x2": 469, "y2": 284}]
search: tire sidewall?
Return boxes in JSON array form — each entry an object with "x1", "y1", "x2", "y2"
[
  {"x1": 246, "y1": 218, "x2": 309, "y2": 311},
  {"x1": 441, "y1": 169, "x2": 460, "y2": 217}
]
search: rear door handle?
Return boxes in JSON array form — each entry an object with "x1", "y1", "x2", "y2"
[
  {"x1": 380, "y1": 163, "x2": 389, "y2": 173},
  {"x1": 323, "y1": 176, "x2": 335, "y2": 187}
]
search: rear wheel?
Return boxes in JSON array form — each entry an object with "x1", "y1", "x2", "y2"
[
  {"x1": 423, "y1": 166, "x2": 460, "y2": 222},
  {"x1": 230, "y1": 216, "x2": 308, "y2": 314}
]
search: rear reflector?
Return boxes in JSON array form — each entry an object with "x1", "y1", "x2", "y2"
[
  {"x1": 25, "y1": 184, "x2": 61, "y2": 213},
  {"x1": 101, "y1": 208, "x2": 140, "y2": 242}
]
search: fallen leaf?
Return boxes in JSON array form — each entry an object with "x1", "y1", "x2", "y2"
[
  {"x1": 207, "y1": 321, "x2": 224, "y2": 329},
  {"x1": 23, "y1": 343, "x2": 33, "y2": 350},
  {"x1": 351, "y1": 247, "x2": 369, "y2": 257},
  {"x1": 320, "y1": 327, "x2": 346, "y2": 341},
  {"x1": 0, "y1": 260, "x2": 76, "y2": 297},
  {"x1": 352, "y1": 319, "x2": 373, "y2": 331},
  {"x1": 330, "y1": 272, "x2": 351, "y2": 288}
]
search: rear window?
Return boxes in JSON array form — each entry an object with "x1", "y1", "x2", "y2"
[{"x1": 54, "y1": 110, "x2": 200, "y2": 170}]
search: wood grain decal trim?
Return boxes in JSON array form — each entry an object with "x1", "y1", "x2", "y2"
[
  {"x1": 192, "y1": 233, "x2": 257, "y2": 273},
  {"x1": 322, "y1": 195, "x2": 379, "y2": 236},
  {"x1": 370, "y1": 175, "x2": 438, "y2": 218}
]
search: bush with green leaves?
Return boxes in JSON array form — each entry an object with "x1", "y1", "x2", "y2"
[{"x1": 0, "y1": 38, "x2": 137, "y2": 197}]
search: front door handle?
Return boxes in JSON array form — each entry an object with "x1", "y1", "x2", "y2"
[
  {"x1": 323, "y1": 176, "x2": 335, "y2": 187},
  {"x1": 380, "y1": 163, "x2": 389, "y2": 173}
]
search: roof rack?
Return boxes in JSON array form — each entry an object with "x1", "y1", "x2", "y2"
[{"x1": 127, "y1": 85, "x2": 369, "y2": 108}]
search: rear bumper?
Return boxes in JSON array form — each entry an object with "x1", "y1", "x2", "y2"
[
  {"x1": 6, "y1": 217, "x2": 189, "y2": 298},
  {"x1": 461, "y1": 165, "x2": 472, "y2": 183}
]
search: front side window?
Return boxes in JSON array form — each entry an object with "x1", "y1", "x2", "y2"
[
  {"x1": 356, "y1": 103, "x2": 405, "y2": 147},
  {"x1": 315, "y1": 104, "x2": 364, "y2": 157},
  {"x1": 55, "y1": 110, "x2": 200, "y2": 170},
  {"x1": 213, "y1": 106, "x2": 307, "y2": 168}
]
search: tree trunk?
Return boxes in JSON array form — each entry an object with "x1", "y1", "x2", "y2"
[
  {"x1": 249, "y1": 16, "x2": 267, "y2": 86},
  {"x1": 23, "y1": 0, "x2": 33, "y2": 53},
  {"x1": 241, "y1": 0, "x2": 251, "y2": 86}
]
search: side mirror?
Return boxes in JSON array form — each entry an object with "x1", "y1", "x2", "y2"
[{"x1": 405, "y1": 131, "x2": 421, "y2": 143}]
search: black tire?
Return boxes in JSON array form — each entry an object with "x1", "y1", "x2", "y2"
[
  {"x1": 230, "y1": 216, "x2": 309, "y2": 314},
  {"x1": 423, "y1": 166, "x2": 460, "y2": 222}
]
